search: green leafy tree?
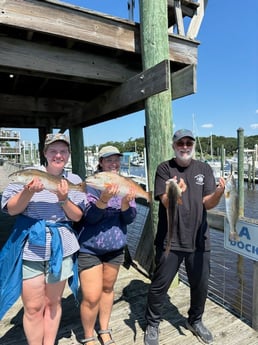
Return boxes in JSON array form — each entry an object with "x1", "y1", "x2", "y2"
[{"x1": 86, "y1": 135, "x2": 258, "y2": 161}]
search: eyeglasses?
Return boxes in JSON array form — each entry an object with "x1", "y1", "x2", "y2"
[{"x1": 176, "y1": 140, "x2": 194, "y2": 147}]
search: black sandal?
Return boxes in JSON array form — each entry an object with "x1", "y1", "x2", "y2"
[
  {"x1": 80, "y1": 336, "x2": 97, "y2": 344},
  {"x1": 97, "y1": 329, "x2": 115, "y2": 345}
]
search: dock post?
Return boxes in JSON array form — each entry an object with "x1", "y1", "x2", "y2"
[
  {"x1": 221, "y1": 144, "x2": 225, "y2": 177},
  {"x1": 139, "y1": 0, "x2": 173, "y2": 278},
  {"x1": 69, "y1": 127, "x2": 86, "y2": 180},
  {"x1": 252, "y1": 261, "x2": 258, "y2": 330},
  {"x1": 237, "y1": 128, "x2": 244, "y2": 217},
  {"x1": 252, "y1": 152, "x2": 256, "y2": 190}
]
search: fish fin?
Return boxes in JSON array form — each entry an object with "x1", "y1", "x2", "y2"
[
  {"x1": 147, "y1": 191, "x2": 153, "y2": 203},
  {"x1": 224, "y1": 191, "x2": 230, "y2": 198},
  {"x1": 104, "y1": 182, "x2": 112, "y2": 189}
]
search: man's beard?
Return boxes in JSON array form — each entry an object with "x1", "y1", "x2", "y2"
[{"x1": 175, "y1": 148, "x2": 194, "y2": 163}]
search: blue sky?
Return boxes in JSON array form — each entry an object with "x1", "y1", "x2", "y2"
[{"x1": 17, "y1": 0, "x2": 257, "y2": 146}]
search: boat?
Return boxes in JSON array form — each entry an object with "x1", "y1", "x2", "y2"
[{"x1": 130, "y1": 157, "x2": 145, "y2": 167}]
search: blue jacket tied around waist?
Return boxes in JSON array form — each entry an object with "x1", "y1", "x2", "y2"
[{"x1": 0, "y1": 214, "x2": 79, "y2": 320}]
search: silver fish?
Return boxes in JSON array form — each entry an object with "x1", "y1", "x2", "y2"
[
  {"x1": 224, "y1": 173, "x2": 239, "y2": 241},
  {"x1": 165, "y1": 178, "x2": 183, "y2": 255},
  {"x1": 8, "y1": 168, "x2": 86, "y2": 192},
  {"x1": 85, "y1": 171, "x2": 152, "y2": 202}
]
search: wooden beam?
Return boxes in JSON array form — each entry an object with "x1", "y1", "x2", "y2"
[
  {"x1": 171, "y1": 64, "x2": 196, "y2": 99},
  {"x1": 0, "y1": 93, "x2": 83, "y2": 113},
  {"x1": 0, "y1": 0, "x2": 199, "y2": 65},
  {"x1": 168, "y1": 35, "x2": 198, "y2": 64},
  {"x1": 187, "y1": 0, "x2": 208, "y2": 39},
  {"x1": 0, "y1": 64, "x2": 196, "y2": 128},
  {"x1": 0, "y1": 114, "x2": 58, "y2": 128},
  {"x1": 167, "y1": 0, "x2": 200, "y2": 27},
  {"x1": 174, "y1": 0, "x2": 185, "y2": 36},
  {"x1": 60, "y1": 60, "x2": 170, "y2": 127},
  {"x1": 0, "y1": 37, "x2": 138, "y2": 84},
  {"x1": 0, "y1": 0, "x2": 139, "y2": 52}
]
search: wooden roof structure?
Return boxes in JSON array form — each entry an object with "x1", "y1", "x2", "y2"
[
  {"x1": 0, "y1": 0, "x2": 206, "y2": 132},
  {"x1": 0, "y1": 0, "x2": 209, "y2": 279}
]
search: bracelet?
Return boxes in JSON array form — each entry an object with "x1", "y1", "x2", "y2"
[
  {"x1": 99, "y1": 198, "x2": 108, "y2": 204},
  {"x1": 58, "y1": 197, "x2": 69, "y2": 207}
]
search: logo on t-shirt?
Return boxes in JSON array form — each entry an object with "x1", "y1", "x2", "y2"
[{"x1": 195, "y1": 174, "x2": 205, "y2": 185}]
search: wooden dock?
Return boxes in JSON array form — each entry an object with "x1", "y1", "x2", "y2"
[
  {"x1": 1, "y1": 265, "x2": 258, "y2": 345},
  {"x1": 0, "y1": 165, "x2": 258, "y2": 344}
]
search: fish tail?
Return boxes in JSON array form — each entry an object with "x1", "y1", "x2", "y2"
[
  {"x1": 165, "y1": 208, "x2": 171, "y2": 257},
  {"x1": 165, "y1": 184, "x2": 178, "y2": 256},
  {"x1": 229, "y1": 230, "x2": 239, "y2": 242}
]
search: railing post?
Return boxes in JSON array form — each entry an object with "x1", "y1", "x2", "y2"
[
  {"x1": 252, "y1": 262, "x2": 258, "y2": 330},
  {"x1": 239, "y1": 126, "x2": 258, "y2": 330},
  {"x1": 237, "y1": 128, "x2": 244, "y2": 217}
]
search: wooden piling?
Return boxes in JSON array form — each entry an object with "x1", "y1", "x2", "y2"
[
  {"x1": 139, "y1": 0, "x2": 173, "y2": 274},
  {"x1": 69, "y1": 127, "x2": 86, "y2": 180}
]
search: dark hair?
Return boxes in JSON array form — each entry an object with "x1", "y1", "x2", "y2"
[{"x1": 95, "y1": 158, "x2": 103, "y2": 172}]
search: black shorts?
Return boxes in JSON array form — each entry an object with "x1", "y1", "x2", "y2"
[{"x1": 78, "y1": 249, "x2": 125, "y2": 272}]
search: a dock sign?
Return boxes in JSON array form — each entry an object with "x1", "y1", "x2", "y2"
[{"x1": 224, "y1": 218, "x2": 258, "y2": 261}]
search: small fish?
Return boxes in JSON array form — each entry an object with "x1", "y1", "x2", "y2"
[
  {"x1": 165, "y1": 178, "x2": 183, "y2": 255},
  {"x1": 85, "y1": 171, "x2": 152, "y2": 202},
  {"x1": 8, "y1": 169, "x2": 86, "y2": 192},
  {"x1": 224, "y1": 173, "x2": 239, "y2": 241}
]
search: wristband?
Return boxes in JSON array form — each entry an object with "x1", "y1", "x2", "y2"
[{"x1": 58, "y1": 198, "x2": 69, "y2": 207}]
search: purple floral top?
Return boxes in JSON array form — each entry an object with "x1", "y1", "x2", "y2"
[{"x1": 78, "y1": 186, "x2": 137, "y2": 255}]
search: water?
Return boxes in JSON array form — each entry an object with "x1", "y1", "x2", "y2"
[
  {"x1": 215, "y1": 185, "x2": 258, "y2": 219},
  {"x1": 121, "y1": 165, "x2": 146, "y2": 178}
]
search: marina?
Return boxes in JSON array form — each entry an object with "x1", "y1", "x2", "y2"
[{"x1": 0, "y1": 1, "x2": 257, "y2": 343}]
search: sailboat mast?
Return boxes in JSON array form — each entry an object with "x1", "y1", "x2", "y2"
[{"x1": 192, "y1": 114, "x2": 204, "y2": 161}]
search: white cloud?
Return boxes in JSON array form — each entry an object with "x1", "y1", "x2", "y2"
[
  {"x1": 256, "y1": 109, "x2": 258, "y2": 114},
  {"x1": 250, "y1": 123, "x2": 258, "y2": 130},
  {"x1": 201, "y1": 123, "x2": 214, "y2": 129}
]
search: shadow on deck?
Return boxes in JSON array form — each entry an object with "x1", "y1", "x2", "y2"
[{"x1": 1, "y1": 265, "x2": 258, "y2": 345}]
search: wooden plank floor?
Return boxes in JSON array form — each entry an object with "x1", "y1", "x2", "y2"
[{"x1": 1, "y1": 265, "x2": 258, "y2": 345}]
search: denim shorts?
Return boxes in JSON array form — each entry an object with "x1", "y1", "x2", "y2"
[
  {"x1": 78, "y1": 250, "x2": 124, "y2": 272},
  {"x1": 22, "y1": 255, "x2": 73, "y2": 283}
]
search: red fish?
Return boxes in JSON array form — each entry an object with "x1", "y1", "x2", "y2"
[{"x1": 86, "y1": 171, "x2": 152, "y2": 202}]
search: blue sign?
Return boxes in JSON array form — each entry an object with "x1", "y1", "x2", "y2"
[{"x1": 224, "y1": 218, "x2": 258, "y2": 261}]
